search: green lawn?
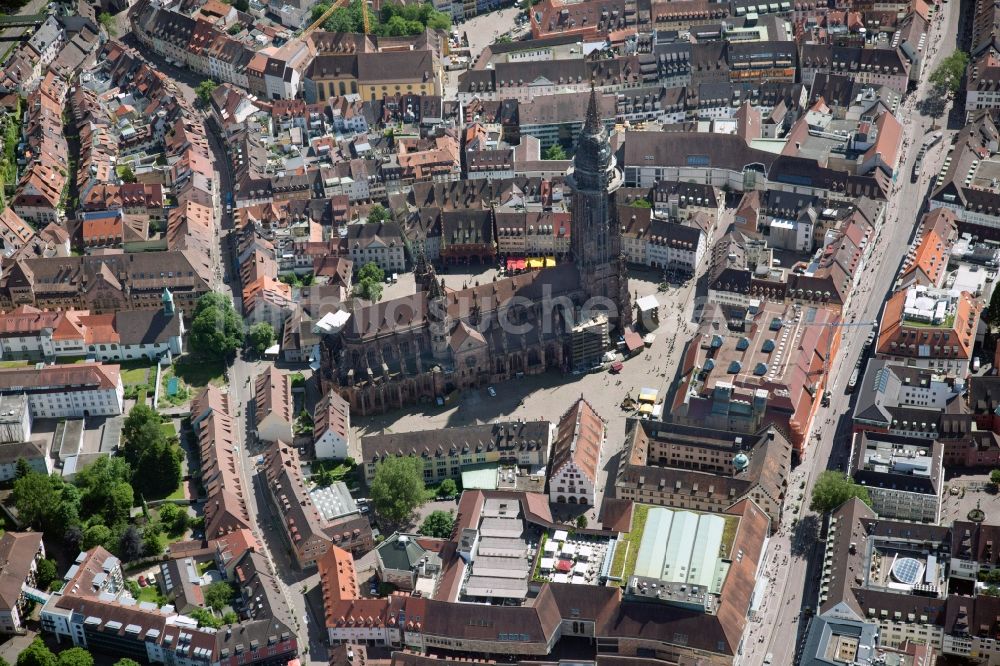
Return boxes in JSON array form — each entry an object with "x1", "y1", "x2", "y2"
[
  {"x1": 610, "y1": 503, "x2": 649, "y2": 584},
  {"x1": 311, "y1": 460, "x2": 356, "y2": 481},
  {"x1": 160, "y1": 422, "x2": 177, "y2": 438},
  {"x1": 173, "y1": 359, "x2": 226, "y2": 388},
  {"x1": 120, "y1": 362, "x2": 152, "y2": 386},
  {"x1": 164, "y1": 484, "x2": 186, "y2": 501},
  {"x1": 720, "y1": 515, "x2": 739, "y2": 558},
  {"x1": 0, "y1": 360, "x2": 29, "y2": 368},
  {"x1": 136, "y1": 585, "x2": 163, "y2": 604},
  {"x1": 422, "y1": 478, "x2": 463, "y2": 501}
]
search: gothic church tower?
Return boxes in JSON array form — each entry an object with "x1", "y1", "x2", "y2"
[{"x1": 568, "y1": 87, "x2": 632, "y2": 328}]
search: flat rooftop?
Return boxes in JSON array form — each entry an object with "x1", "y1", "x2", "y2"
[
  {"x1": 970, "y1": 157, "x2": 1000, "y2": 193},
  {"x1": 0, "y1": 394, "x2": 27, "y2": 424},
  {"x1": 860, "y1": 440, "x2": 933, "y2": 479},
  {"x1": 901, "y1": 285, "x2": 958, "y2": 327},
  {"x1": 865, "y1": 543, "x2": 945, "y2": 597},
  {"x1": 795, "y1": 119, "x2": 856, "y2": 163},
  {"x1": 308, "y1": 481, "x2": 358, "y2": 521},
  {"x1": 626, "y1": 507, "x2": 737, "y2": 612},
  {"x1": 461, "y1": 500, "x2": 533, "y2": 602}
]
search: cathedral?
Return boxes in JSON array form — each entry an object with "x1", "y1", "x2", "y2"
[{"x1": 320, "y1": 89, "x2": 632, "y2": 415}]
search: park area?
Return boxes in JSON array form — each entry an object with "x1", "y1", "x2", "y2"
[{"x1": 157, "y1": 357, "x2": 226, "y2": 408}]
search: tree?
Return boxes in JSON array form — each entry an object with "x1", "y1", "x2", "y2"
[
  {"x1": 989, "y1": 285, "x2": 1000, "y2": 330},
  {"x1": 543, "y1": 143, "x2": 567, "y2": 160},
  {"x1": 437, "y1": 478, "x2": 457, "y2": 498},
  {"x1": 575, "y1": 515, "x2": 588, "y2": 529},
  {"x1": 64, "y1": 525, "x2": 83, "y2": 552},
  {"x1": 15, "y1": 457, "x2": 30, "y2": 479},
  {"x1": 496, "y1": 34, "x2": 512, "y2": 44},
  {"x1": 204, "y1": 581, "x2": 237, "y2": 611},
  {"x1": 930, "y1": 50, "x2": 970, "y2": 94},
  {"x1": 190, "y1": 292, "x2": 243, "y2": 360},
  {"x1": 367, "y1": 203, "x2": 390, "y2": 224},
  {"x1": 629, "y1": 198, "x2": 652, "y2": 208},
  {"x1": 133, "y1": 439, "x2": 183, "y2": 500},
  {"x1": 233, "y1": 0, "x2": 249, "y2": 9},
  {"x1": 809, "y1": 471, "x2": 872, "y2": 514},
  {"x1": 98, "y1": 12, "x2": 117, "y2": 37},
  {"x1": 143, "y1": 528, "x2": 163, "y2": 557},
  {"x1": 122, "y1": 405, "x2": 182, "y2": 499},
  {"x1": 114, "y1": 660, "x2": 143, "y2": 666},
  {"x1": 311, "y1": 1, "x2": 331, "y2": 21},
  {"x1": 54, "y1": 484, "x2": 81, "y2": 530},
  {"x1": 419, "y1": 510, "x2": 455, "y2": 538},
  {"x1": 83, "y1": 524, "x2": 111, "y2": 550},
  {"x1": 370, "y1": 456, "x2": 425, "y2": 524},
  {"x1": 76, "y1": 457, "x2": 133, "y2": 526},
  {"x1": 56, "y1": 648, "x2": 93, "y2": 666},
  {"x1": 188, "y1": 607, "x2": 222, "y2": 628},
  {"x1": 358, "y1": 261, "x2": 385, "y2": 284},
  {"x1": 108, "y1": 483, "x2": 135, "y2": 526},
  {"x1": 13, "y1": 472, "x2": 59, "y2": 531},
  {"x1": 117, "y1": 164, "x2": 136, "y2": 183},
  {"x1": 118, "y1": 525, "x2": 145, "y2": 561},
  {"x1": 248, "y1": 322, "x2": 275, "y2": 356},
  {"x1": 17, "y1": 639, "x2": 55, "y2": 666},
  {"x1": 992, "y1": 469, "x2": 1000, "y2": 488},
  {"x1": 122, "y1": 404, "x2": 162, "y2": 468},
  {"x1": 35, "y1": 559, "x2": 57, "y2": 590},
  {"x1": 324, "y1": 7, "x2": 360, "y2": 32},
  {"x1": 426, "y1": 10, "x2": 451, "y2": 30},
  {"x1": 354, "y1": 261, "x2": 385, "y2": 302},
  {"x1": 158, "y1": 502, "x2": 189, "y2": 535},
  {"x1": 223, "y1": 611, "x2": 238, "y2": 624},
  {"x1": 196, "y1": 80, "x2": 218, "y2": 107}
]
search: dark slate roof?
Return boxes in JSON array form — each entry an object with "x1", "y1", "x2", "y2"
[
  {"x1": 114, "y1": 308, "x2": 183, "y2": 346},
  {"x1": 361, "y1": 420, "x2": 551, "y2": 463}
]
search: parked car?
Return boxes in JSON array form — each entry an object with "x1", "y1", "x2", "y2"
[
  {"x1": 487, "y1": 386, "x2": 496, "y2": 397},
  {"x1": 138, "y1": 575, "x2": 148, "y2": 587}
]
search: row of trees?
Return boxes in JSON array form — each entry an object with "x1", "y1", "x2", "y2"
[
  {"x1": 14, "y1": 640, "x2": 120, "y2": 666},
  {"x1": 311, "y1": 0, "x2": 451, "y2": 36}
]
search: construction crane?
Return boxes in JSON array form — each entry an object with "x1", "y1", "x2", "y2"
[
  {"x1": 362, "y1": 0, "x2": 372, "y2": 34},
  {"x1": 303, "y1": 0, "x2": 350, "y2": 36}
]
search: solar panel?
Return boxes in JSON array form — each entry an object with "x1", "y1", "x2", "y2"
[
  {"x1": 876, "y1": 367, "x2": 890, "y2": 393},
  {"x1": 892, "y1": 557, "x2": 921, "y2": 586}
]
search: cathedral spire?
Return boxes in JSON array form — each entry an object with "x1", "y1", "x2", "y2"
[{"x1": 584, "y1": 83, "x2": 600, "y2": 135}]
